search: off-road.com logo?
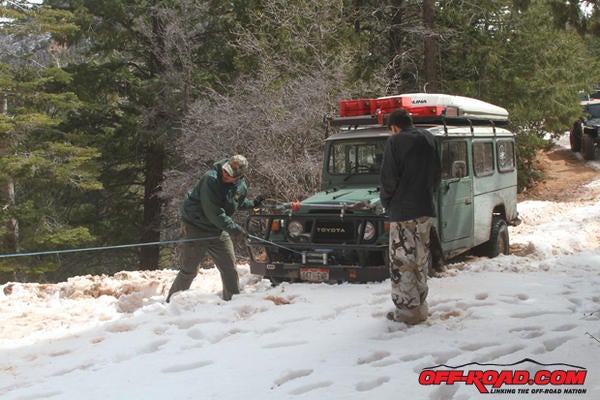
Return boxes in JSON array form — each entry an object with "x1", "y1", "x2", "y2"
[{"x1": 419, "y1": 358, "x2": 587, "y2": 394}]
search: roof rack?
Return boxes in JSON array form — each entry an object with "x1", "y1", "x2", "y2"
[
  {"x1": 326, "y1": 93, "x2": 510, "y2": 130},
  {"x1": 325, "y1": 113, "x2": 510, "y2": 129}
]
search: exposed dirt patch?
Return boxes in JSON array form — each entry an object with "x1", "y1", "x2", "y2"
[
  {"x1": 510, "y1": 146, "x2": 600, "y2": 256},
  {"x1": 518, "y1": 146, "x2": 600, "y2": 202}
]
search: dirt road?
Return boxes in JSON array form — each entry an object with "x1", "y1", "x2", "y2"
[{"x1": 518, "y1": 146, "x2": 600, "y2": 202}]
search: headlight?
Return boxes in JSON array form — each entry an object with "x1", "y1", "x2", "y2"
[
  {"x1": 360, "y1": 221, "x2": 376, "y2": 241},
  {"x1": 288, "y1": 220, "x2": 304, "y2": 237}
]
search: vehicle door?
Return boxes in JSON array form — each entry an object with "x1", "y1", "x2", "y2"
[{"x1": 438, "y1": 139, "x2": 474, "y2": 242}]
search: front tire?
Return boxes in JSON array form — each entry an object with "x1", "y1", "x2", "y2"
[{"x1": 582, "y1": 134, "x2": 596, "y2": 160}]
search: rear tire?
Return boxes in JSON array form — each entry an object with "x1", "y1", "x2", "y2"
[
  {"x1": 582, "y1": 134, "x2": 596, "y2": 160},
  {"x1": 480, "y1": 217, "x2": 509, "y2": 258},
  {"x1": 570, "y1": 122, "x2": 582, "y2": 152}
]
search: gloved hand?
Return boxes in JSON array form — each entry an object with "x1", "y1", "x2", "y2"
[
  {"x1": 233, "y1": 225, "x2": 248, "y2": 238},
  {"x1": 253, "y1": 195, "x2": 265, "y2": 207}
]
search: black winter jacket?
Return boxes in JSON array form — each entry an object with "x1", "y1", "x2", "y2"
[{"x1": 380, "y1": 126, "x2": 441, "y2": 222}]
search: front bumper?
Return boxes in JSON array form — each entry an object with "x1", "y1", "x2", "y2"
[{"x1": 249, "y1": 260, "x2": 389, "y2": 283}]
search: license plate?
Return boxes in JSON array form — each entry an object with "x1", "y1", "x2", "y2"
[{"x1": 300, "y1": 268, "x2": 329, "y2": 282}]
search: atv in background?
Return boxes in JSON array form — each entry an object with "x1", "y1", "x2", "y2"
[{"x1": 570, "y1": 100, "x2": 600, "y2": 160}]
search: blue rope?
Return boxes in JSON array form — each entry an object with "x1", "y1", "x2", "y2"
[
  {"x1": 0, "y1": 234, "x2": 307, "y2": 259},
  {"x1": 0, "y1": 236, "x2": 221, "y2": 259}
]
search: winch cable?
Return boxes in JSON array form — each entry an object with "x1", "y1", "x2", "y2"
[
  {"x1": 0, "y1": 201, "x2": 372, "y2": 260},
  {"x1": 247, "y1": 234, "x2": 305, "y2": 255},
  {"x1": 0, "y1": 236, "x2": 221, "y2": 259}
]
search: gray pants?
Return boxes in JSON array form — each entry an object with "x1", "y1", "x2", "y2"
[
  {"x1": 167, "y1": 223, "x2": 240, "y2": 301},
  {"x1": 388, "y1": 217, "x2": 432, "y2": 321}
]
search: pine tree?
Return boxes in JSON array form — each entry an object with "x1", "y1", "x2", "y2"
[
  {"x1": 48, "y1": 0, "x2": 249, "y2": 269},
  {"x1": 1, "y1": 1, "x2": 102, "y2": 281}
]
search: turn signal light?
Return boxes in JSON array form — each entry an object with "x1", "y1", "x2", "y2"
[
  {"x1": 384, "y1": 222, "x2": 390, "y2": 232},
  {"x1": 271, "y1": 220, "x2": 281, "y2": 232}
]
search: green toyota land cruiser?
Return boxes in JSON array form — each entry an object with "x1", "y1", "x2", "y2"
[{"x1": 246, "y1": 93, "x2": 521, "y2": 283}]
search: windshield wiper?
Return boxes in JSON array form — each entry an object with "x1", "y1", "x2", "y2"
[
  {"x1": 343, "y1": 172, "x2": 360, "y2": 182},
  {"x1": 332, "y1": 191, "x2": 352, "y2": 200}
]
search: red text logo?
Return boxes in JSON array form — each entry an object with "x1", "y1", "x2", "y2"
[{"x1": 419, "y1": 360, "x2": 588, "y2": 395}]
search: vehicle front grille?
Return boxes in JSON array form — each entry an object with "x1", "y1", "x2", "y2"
[{"x1": 313, "y1": 220, "x2": 355, "y2": 243}]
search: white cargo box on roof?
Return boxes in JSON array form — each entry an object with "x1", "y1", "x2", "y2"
[
  {"x1": 329, "y1": 93, "x2": 510, "y2": 129},
  {"x1": 394, "y1": 93, "x2": 509, "y2": 121}
]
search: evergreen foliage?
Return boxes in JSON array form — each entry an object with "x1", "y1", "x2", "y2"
[{"x1": 1, "y1": 0, "x2": 600, "y2": 282}]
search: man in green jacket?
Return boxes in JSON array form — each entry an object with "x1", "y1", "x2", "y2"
[{"x1": 166, "y1": 155, "x2": 263, "y2": 302}]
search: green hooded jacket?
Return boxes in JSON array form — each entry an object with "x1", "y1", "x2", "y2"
[{"x1": 181, "y1": 159, "x2": 254, "y2": 233}]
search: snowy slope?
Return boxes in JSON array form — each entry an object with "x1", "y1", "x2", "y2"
[{"x1": 1, "y1": 149, "x2": 600, "y2": 400}]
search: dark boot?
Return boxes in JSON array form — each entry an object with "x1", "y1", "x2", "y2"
[
  {"x1": 166, "y1": 270, "x2": 196, "y2": 302},
  {"x1": 386, "y1": 302, "x2": 429, "y2": 324}
]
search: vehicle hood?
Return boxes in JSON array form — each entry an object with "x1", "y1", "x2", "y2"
[{"x1": 294, "y1": 186, "x2": 383, "y2": 215}]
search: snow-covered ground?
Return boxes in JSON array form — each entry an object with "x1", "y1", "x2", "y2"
[{"x1": 1, "y1": 145, "x2": 600, "y2": 400}]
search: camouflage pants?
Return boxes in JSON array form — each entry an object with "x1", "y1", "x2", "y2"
[{"x1": 389, "y1": 217, "x2": 432, "y2": 311}]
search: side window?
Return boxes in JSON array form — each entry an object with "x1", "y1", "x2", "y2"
[
  {"x1": 441, "y1": 141, "x2": 468, "y2": 179},
  {"x1": 473, "y1": 142, "x2": 494, "y2": 177},
  {"x1": 497, "y1": 140, "x2": 515, "y2": 172}
]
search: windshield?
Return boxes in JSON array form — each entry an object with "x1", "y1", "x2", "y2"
[
  {"x1": 585, "y1": 103, "x2": 600, "y2": 119},
  {"x1": 327, "y1": 139, "x2": 387, "y2": 175}
]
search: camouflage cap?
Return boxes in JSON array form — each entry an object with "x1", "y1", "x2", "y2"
[{"x1": 222, "y1": 154, "x2": 248, "y2": 178}]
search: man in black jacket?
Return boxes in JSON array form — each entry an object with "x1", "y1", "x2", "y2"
[{"x1": 380, "y1": 109, "x2": 441, "y2": 324}]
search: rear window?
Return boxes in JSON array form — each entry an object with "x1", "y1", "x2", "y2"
[{"x1": 497, "y1": 140, "x2": 515, "y2": 172}]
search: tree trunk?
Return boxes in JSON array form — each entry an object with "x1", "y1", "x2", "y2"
[
  {"x1": 139, "y1": 8, "x2": 168, "y2": 270},
  {"x1": 423, "y1": 0, "x2": 437, "y2": 92},
  {"x1": 388, "y1": 0, "x2": 404, "y2": 58},
  {"x1": 1, "y1": 93, "x2": 19, "y2": 254},
  {"x1": 385, "y1": 0, "x2": 405, "y2": 94},
  {"x1": 352, "y1": 0, "x2": 361, "y2": 33},
  {"x1": 140, "y1": 141, "x2": 164, "y2": 269},
  {"x1": 0, "y1": 180, "x2": 19, "y2": 253}
]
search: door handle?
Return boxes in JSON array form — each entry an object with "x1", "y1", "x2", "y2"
[{"x1": 443, "y1": 178, "x2": 460, "y2": 193}]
